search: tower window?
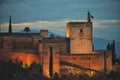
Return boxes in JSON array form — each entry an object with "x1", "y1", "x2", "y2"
[{"x1": 80, "y1": 29, "x2": 83, "y2": 33}]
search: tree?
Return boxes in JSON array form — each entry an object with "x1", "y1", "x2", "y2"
[
  {"x1": 23, "y1": 27, "x2": 31, "y2": 33},
  {"x1": 0, "y1": 60, "x2": 49, "y2": 80},
  {"x1": 53, "y1": 72, "x2": 60, "y2": 80},
  {"x1": 49, "y1": 47, "x2": 53, "y2": 78}
]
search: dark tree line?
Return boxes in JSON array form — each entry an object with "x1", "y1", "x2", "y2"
[
  {"x1": 0, "y1": 59, "x2": 48, "y2": 80},
  {"x1": 49, "y1": 47, "x2": 53, "y2": 78},
  {"x1": 0, "y1": 59, "x2": 120, "y2": 80}
]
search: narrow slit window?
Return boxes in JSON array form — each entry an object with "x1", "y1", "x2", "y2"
[{"x1": 80, "y1": 29, "x2": 83, "y2": 33}]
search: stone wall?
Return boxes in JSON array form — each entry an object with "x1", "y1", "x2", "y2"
[
  {"x1": 3, "y1": 36, "x2": 13, "y2": 49},
  {"x1": 14, "y1": 36, "x2": 33, "y2": 49},
  {"x1": 0, "y1": 30, "x2": 48, "y2": 50},
  {"x1": 0, "y1": 35, "x2": 36, "y2": 49},
  {"x1": 60, "y1": 50, "x2": 112, "y2": 75},
  {"x1": 94, "y1": 50, "x2": 113, "y2": 73},
  {"x1": 41, "y1": 38, "x2": 69, "y2": 54},
  {"x1": 0, "y1": 52, "x2": 41, "y2": 67},
  {"x1": 60, "y1": 54, "x2": 104, "y2": 72},
  {"x1": 106, "y1": 50, "x2": 113, "y2": 73}
]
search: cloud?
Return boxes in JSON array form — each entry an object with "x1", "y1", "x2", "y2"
[
  {"x1": 93, "y1": 20, "x2": 120, "y2": 28},
  {"x1": 0, "y1": 19, "x2": 84, "y2": 32},
  {"x1": 1, "y1": 19, "x2": 120, "y2": 28},
  {"x1": 93, "y1": 19, "x2": 120, "y2": 41},
  {"x1": 1, "y1": 19, "x2": 119, "y2": 29},
  {"x1": 1, "y1": 22, "x2": 32, "y2": 27}
]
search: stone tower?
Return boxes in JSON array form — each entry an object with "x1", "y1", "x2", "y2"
[
  {"x1": 39, "y1": 39, "x2": 60, "y2": 78},
  {"x1": 9, "y1": 16, "x2": 12, "y2": 33},
  {"x1": 66, "y1": 22, "x2": 93, "y2": 54}
]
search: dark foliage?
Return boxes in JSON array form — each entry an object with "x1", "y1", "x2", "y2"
[
  {"x1": 49, "y1": 47, "x2": 53, "y2": 78},
  {"x1": 0, "y1": 60, "x2": 48, "y2": 80},
  {"x1": 23, "y1": 27, "x2": 31, "y2": 33},
  {"x1": 0, "y1": 59, "x2": 120, "y2": 80}
]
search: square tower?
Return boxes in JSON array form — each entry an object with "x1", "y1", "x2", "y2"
[
  {"x1": 66, "y1": 22, "x2": 93, "y2": 54},
  {"x1": 39, "y1": 38, "x2": 60, "y2": 78}
]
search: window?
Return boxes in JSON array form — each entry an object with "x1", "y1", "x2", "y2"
[{"x1": 80, "y1": 29, "x2": 83, "y2": 33}]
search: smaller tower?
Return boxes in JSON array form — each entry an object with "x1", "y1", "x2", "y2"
[{"x1": 9, "y1": 16, "x2": 12, "y2": 33}]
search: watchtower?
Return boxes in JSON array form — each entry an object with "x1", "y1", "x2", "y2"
[{"x1": 66, "y1": 22, "x2": 93, "y2": 54}]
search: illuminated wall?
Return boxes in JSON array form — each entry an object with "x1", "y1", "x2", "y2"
[
  {"x1": 66, "y1": 24, "x2": 70, "y2": 38},
  {"x1": 0, "y1": 52, "x2": 41, "y2": 67},
  {"x1": 60, "y1": 50, "x2": 112, "y2": 75},
  {"x1": 60, "y1": 54, "x2": 104, "y2": 71},
  {"x1": 67, "y1": 22, "x2": 93, "y2": 54}
]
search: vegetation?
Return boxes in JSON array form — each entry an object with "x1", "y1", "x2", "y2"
[
  {"x1": 0, "y1": 59, "x2": 48, "y2": 80},
  {"x1": 23, "y1": 27, "x2": 31, "y2": 33},
  {"x1": 60, "y1": 67, "x2": 120, "y2": 80},
  {"x1": 0, "y1": 59, "x2": 120, "y2": 80},
  {"x1": 49, "y1": 47, "x2": 53, "y2": 78},
  {"x1": 115, "y1": 57, "x2": 120, "y2": 64}
]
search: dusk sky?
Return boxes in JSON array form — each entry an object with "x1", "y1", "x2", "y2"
[{"x1": 0, "y1": 0, "x2": 120, "y2": 42}]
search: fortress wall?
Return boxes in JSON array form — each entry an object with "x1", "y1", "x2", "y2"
[
  {"x1": 14, "y1": 37, "x2": 33, "y2": 49},
  {"x1": 0, "y1": 35, "x2": 41, "y2": 49},
  {"x1": 0, "y1": 31, "x2": 48, "y2": 49},
  {"x1": 3, "y1": 36, "x2": 13, "y2": 49},
  {"x1": 32, "y1": 36, "x2": 41, "y2": 49},
  {"x1": 0, "y1": 52, "x2": 41, "y2": 66},
  {"x1": 59, "y1": 41, "x2": 67, "y2": 54},
  {"x1": 60, "y1": 54, "x2": 104, "y2": 71},
  {"x1": 94, "y1": 50, "x2": 113, "y2": 73}
]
